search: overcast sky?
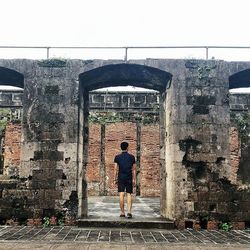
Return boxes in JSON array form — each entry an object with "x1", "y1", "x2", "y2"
[
  {"x1": 1, "y1": 0, "x2": 249, "y2": 46},
  {"x1": 1, "y1": 0, "x2": 250, "y2": 60},
  {"x1": 0, "y1": 0, "x2": 250, "y2": 91}
]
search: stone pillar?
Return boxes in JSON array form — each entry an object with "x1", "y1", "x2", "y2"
[
  {"x1": 164, "y1": 60, "x2": 231, "y2": 220},
  {"x1": 77, "y1": 89, "x2": 89, "y2": 218},
  {"x1": 20, "y1": 61, "x2": 80, "y2": 218}
]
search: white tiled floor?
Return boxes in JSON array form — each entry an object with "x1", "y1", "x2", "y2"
[{"x1": 87, "y1": 196, "x2": 161, "y2": 220}]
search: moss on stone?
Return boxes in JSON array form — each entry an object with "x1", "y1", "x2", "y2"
[{"x1": 38, "y1": 59, "x2": 66, "y2": 68}]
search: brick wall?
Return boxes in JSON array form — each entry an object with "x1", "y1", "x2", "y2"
[
  {"x1": 3, "y1": 120, "x2": 161, "y2": 197},
  {"x1": 86, "y1": 124, "x2": 101, "y2": 196},
  {"x1": 229, "y1": 127, "x2": 240, "y2": 184},
  {"x1": 86, "y1": 122, "x2": 161, "y2": 197},
  {"x1": 105, "y1": 122, "x2": 137, "y2": 196},
  {"x1": 2, "y1": 120, "x2": 244, "y2": 198},
  {"x1": 3, "y1": 122, "x2": 22, "y2": 176},
  {"x1": 140, "y1": 125, "x2": 161, "y2": 196}
]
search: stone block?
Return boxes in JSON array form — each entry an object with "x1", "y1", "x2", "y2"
[
  {"x1": 44, "y1": 85, "x2": 59, "y2": 95},
  {"x1": 207, "y1": 220, "x2": 218, "y2": 230},
  {"x1": 238, "y1": 201, "x2": 250, "y2": 212},
  {"x1": 193, "y1": 221, "x2": 201, "y2": 230},
  {"x1": 186, "y1": 153, "x2": 217, "y2": 163},
  {"x1": 231, "y1": 221, "x2": 245, "y2": 230},
  {"x1": 33, "y1": 151, "x2": 64, "y2": 161},
  {"x1": 194, "y1": 202, "x2": 209, "y2": 211},
  {"x1": 197, "y1": 192, "x2": 209, "y2": 201},
  {"x1": 175, "y1": 219, "x2": 185, "y2": 229},
  {"x1": 57, "y1": 143, "x2": 78, "y2": 162},
  {"x1": 0, "y1": 180, "x2": 17, "y2": 189},
  {"x1": 185, "y1": 201, "x2": 194, "y2": 212}
]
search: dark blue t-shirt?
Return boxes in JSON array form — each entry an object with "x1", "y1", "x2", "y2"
[{"x1": 114, "y1": 152, "x2": 135, "y2": 180}]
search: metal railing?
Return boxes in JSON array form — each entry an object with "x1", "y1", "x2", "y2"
[{"x1": 0, "y1": 45, "x2": 250, "y2": 61}]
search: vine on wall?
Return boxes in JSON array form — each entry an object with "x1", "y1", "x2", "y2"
[
  {"x1": 231, "y1": 112, "x2": 250, "y2": 149},
  {"x1": 89, "y1": 111, "x2": 159, "y2": 125}
]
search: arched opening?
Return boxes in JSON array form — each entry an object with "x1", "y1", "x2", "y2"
[
  {"x1": 78, "y1": 64, "x2": 172, "y2": 220},
  {"x1": 79, "y1": 64, "x2": 171, "y2": 92},
  {"x1": 229, "y1": 69, "x2": 250, "y2": 93},
  {"x1": 0, "y1": 67, "x2": 24, "y2": 177},
  {"x1": 0, "y1": 67, "x2": 24, "y2": 89},
  {"x1": 229, "y1": 69, "x2": 250, "y2": 185}
]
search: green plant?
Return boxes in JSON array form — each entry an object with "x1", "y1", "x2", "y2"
[
  {"x1": 231, "y1": 112, "x2": 250, "y2": 149},
  {"x1": 88, "y1": 111, "x2": 159, "y2": 125},
  {"x1": 89, "y1": 112, "x2": 122, "y2": 124},
  {"x1": 43, "y1": 216, "x2": 50, "y2": 227},
  {"x1": 58, "y1": 218, "x2": 64, "y2": 226},
  {"x1": 219, "y1": 222, "x2": 232, "y2": 231},
  {"x1": 197, "y1": 63, "x2": 216, "y2": 80},
  {"x1": 0, "y1": 118, "x2": 8, "y2": 132}
]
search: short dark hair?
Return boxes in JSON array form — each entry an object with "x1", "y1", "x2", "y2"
[{"x1": 120, "y1": 141, "x2": 129, "y2": 150}]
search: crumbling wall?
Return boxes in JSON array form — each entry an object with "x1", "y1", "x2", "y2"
[
  {"x1": 168, "y1": 61, "x2": 250, "y2": 228},
  {"x1": 0, "y1": 59, "x2": 81, "y2": 224},
  {"x1": 0, "y1": 58, "x2": 249, "y2": 226}
]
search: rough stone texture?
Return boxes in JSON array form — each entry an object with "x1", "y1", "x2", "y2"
[
  {"x1": 238, "y1": 145, "x2": 250, "y2": 184},
  {"x1": 0, "y1": 58, "x2": 249, "y2": 224},
  {"x1": 0, "y1": 90, "x2": 22, "y2": 107},
  {"x1": 163, "y1": 59, "x2": 250, "y2": 222},
  {"x1": 89, "y1": 91, "x2": 159, "y2": 111},
  {"x1": 230, "y1": 93, "x2": 250, "y2": 111}
]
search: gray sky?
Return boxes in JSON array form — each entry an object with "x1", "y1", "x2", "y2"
[
  {"x1": 1, "y1": 0, "x2": 250, "y2": 60},
  {"x1": 1, "y1": 0, "x2": 249, "y2": 46},
  {"x1": 0, "y1": 0, "x2": 250, "y2": 92}
]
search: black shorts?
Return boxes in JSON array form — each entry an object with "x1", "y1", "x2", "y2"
[{"x1": 118, "y1": 179, "x2": 133, "y2": 193}]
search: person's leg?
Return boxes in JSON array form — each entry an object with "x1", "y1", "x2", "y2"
[
  {"x1": 126, "y1": 179, "x2": 133, "y2": 217},
  {"x1": 119, "y1": 192, "x2": 125, "y2": 215},
  {"x1": 127, "y1": 192, "x2": 132, "y2": 214},
  {"x1": 118, "y1": 179, "x2": 126, "y2": 216}
]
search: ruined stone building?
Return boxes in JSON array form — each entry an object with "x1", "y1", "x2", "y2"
[{"x1": 0, "y1": 59, "x2": 249, "y2": 228}]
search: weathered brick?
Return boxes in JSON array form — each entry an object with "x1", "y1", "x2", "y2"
[
  {"x1": 207, "y1": 220, "x2": 218, "y2": 230},
  {"x1": 232, "y1": 221, "x2": 245, "y2": 230},
  {"x1": 86, "y1": 124, "x2": 101, "y2": 196},
  {"x1": 140, "y1": 124, "x2": 160, "y2": 197},
  {"x1": 105, "y1": 122, "x2": 137, "y2": 196},
  {"x1": 3, "y1": 122, "x2": 22, "y2": 175}
]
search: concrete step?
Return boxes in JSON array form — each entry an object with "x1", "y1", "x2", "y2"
[{"x1": 77, "y1": 217, "x2": 175, "y2": 229}]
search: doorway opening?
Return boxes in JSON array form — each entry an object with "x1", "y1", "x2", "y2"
[
  {"x1": 0, "y1": 67, "x2": 24, "y2": 177},
  {"x1": 229, "y1": 69, "x2": 250, "y2": 185},
  {"x1": 78, "y1": 63, "x2": 172, "y2": 220}
]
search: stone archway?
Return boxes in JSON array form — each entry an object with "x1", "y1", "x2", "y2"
[
  {"x1": 0, "y1": 58, "x2": 246, "y2": 227},
  {"x1": 0, "y1": 66, "x2": 24, "y2": 88},
  {"x1": 77, "y1": 63, "x2": 172, "y2": 218},
  {"x1": 229, "y1": 69, "x2": 250, "y2": 89},
  {"x1": 229, "y1": 69, "x2": 250, "y2": 184}
]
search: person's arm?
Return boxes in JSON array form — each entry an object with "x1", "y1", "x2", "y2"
[
  {"x1": 114, "y1": 163, "x2": 118, "y2": 186},
  {"x1": 132, "y1": 163, "x2": 136, "y2": 187}
]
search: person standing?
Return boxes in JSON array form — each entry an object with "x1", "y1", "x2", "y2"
[{"x1": 114, "y1": 141, "x2": 136, "y2": 218}]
